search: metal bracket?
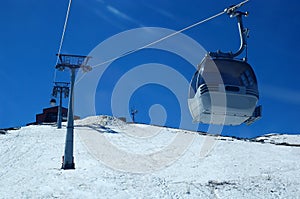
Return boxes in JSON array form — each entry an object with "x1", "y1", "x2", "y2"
[
  {"x1": 209, "y1": 5, "x2": 249, "y2": 59},
  {"x1": 245, "y1": 105, "x2": 262, "y2": 125}
]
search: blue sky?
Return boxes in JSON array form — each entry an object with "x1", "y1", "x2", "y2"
[{"x1": 0, "y1": 0, "x2": 299, "y2": 138}]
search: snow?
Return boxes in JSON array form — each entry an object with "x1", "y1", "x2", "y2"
[
  {"x1": 1, "y1": 115, "x2": 300, "y2": 198},
  {"x1": 254, "y1": 133, "x2": 300, "y2": 146}
]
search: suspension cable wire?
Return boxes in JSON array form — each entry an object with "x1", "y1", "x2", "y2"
[
  {"x1": 89, "y1": 11, "x2": 225, "y2": 70},
  {"x1": 75, "y1": 0, "x2": 249, "y2": 85},
  {"x1": 89, "y1": 0, "x2": 249, "y2": 70},
  {"x1": 88, "y1": 11, "x2": 224, "y2": 70},
  {"x1": 74, "y1": 11, "x2": 226, "y2": 85},
  {"x1": 52, "y1": 0, "x2": 73, "y2": 83}
]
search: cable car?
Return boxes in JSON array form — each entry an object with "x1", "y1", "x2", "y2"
[{"x1": 188, "y1": 6, "x2": 261, "y2": 126}]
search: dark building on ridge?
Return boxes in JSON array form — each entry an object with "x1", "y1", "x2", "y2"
[
  {"x1": 27, "y1": 106, "x2": 79, "y2": 125},
  {"x1": 35, "y1": 106, "x2": 68, "y2": 124}
]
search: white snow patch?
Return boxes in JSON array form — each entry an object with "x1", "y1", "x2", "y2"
[
  {"x1": 0, "y1": 116, "x2": 300, "y2": 198},
  {"x1": 255, "y1": 133, "x2": 300, "y2": 145}
]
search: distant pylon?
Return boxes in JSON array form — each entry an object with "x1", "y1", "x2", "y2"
[{"x1": 130, "y1": 108, "x2": 138, "y2": 123}]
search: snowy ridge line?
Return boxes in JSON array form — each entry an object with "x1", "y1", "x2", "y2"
[
  {"x1": 214, "y1": 134, "x2": 300, "y2": 147},
  {"x1": 127, "y1": 122, "x2": 300, "y2": 147},
  {"x1": 4, "y1": 114, "x2": 300, "y2": 147},
  {"x1": 0, "y1": 127, "x2": 20, "y2": 131},
  {"x1": 273, "y1": 142, "x2": 300, "y2": 147},
  {"x1": 0, "y1": 127, "x2": 21, "y2": 135},
  {"x1": 256, "y1": 132, "x2": 300, "y2": 138},
  {"x1": 254, "y1": 139, "x2": 300, "y2": 147}
]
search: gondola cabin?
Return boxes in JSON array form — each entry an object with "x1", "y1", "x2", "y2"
[
  {"x1": 188, "y1": 4, "x2": 261, "y2": 126},
  {"x1": 188, "y1": 56, "x2": 261, "y2": 125}
]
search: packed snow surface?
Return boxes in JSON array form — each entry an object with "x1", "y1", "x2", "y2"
[{"x1": 0, "y1": 115, "x2": 300, "y2": 198}]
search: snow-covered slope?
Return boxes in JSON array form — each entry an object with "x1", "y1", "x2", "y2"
[{"x1": 0, "y1": 116, "x2": 300, "y2": 198}]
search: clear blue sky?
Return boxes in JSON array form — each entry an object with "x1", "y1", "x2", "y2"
[{"x1": 0, "y1": 0, "x2": 299, "y2": 138}]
